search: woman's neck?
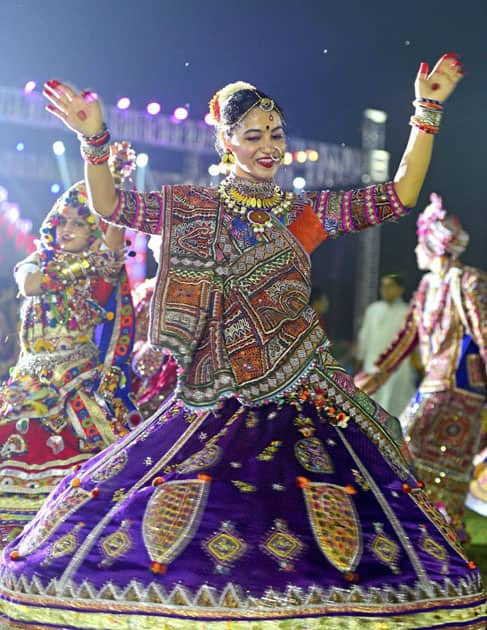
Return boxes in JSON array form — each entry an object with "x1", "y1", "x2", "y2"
[
  {"x1": 225, "y1": 173, "x2": 276, "y2": 198},
  {"x1": 430, "y1": 255, "x2": 457, "y2": 278}
]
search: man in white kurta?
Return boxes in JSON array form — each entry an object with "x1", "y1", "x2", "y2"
[{"x1": 356, "y1": 274, "x2": 417, "y2": 417}]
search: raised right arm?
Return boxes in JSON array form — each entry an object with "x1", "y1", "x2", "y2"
[
  {"x1": 84, "y1": 161, "x2": 118, "y2": 218},
  {"x1": 42, "y1": 81, "x2": 169, "y2": 233}
]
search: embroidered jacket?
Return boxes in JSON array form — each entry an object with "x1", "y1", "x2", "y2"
[
  {"x1": 376, "y1": 265, "x2": 487, "y2": 395},
  {"x1": 105, "y1": 182, "x2": 408, "y2": 408}
]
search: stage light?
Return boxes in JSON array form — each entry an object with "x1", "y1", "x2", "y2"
[
  {"x1": 136, "y1": 153, "x2": 149, "y2": 168},
  {"x1": 16, "y1": 142, "x2": 25, "y2": 152},
  {"x1": 173, "y1": 106, "x2": 189, "y2": 121},
  {"x1": 307, "y1": 149, "x2": 319, "y2": 162},
  {"x1": 146, "y1": 102, "x2": 161, "y2": 116},
  {"x1": 293, "y1": 177, "x2": 306, "y2": 190},
  {"x1": 4, "y1": 203, "x2": 20, "y2": 221},
  {"x1": 23, "y1": 80, "x2": 36, "y2": 94},
  {"x1": 364, "y1": 108, "x2": 387, "y2": 124},
  {"x1": 51, "y1": 183, "x2": 61, "y2": 194},
  {"x1": 116, "y1": 97, "x2": 131, "y2": 110},
  {"x1": 283, "y1": 152, "x2": 293, "y2": 166},
  {"x1": 208, "y1": 164, "x2": 220, "y2": 177},
  {"x1": 52, "y1": 141, "x2": 65, "y2": 156},
  {"x1": 295, "y1": 151, "x2": 307, "y2": 163},
  {"x1": 18, "y1": 218, "x2": 33, "y2": 233},
  {"x1": 204, "y1": 112, "x2": 215, "y2": 126}
]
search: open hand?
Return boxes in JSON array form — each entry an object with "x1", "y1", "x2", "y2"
[
  {"x1": 43, "y1": 80, "x2": 104, "y2": 137},
  {"x1": 415, "y1": 53, "x2": 463, "y2": 103}
]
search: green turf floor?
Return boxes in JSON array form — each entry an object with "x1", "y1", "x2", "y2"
[{"x1": 465, "y1": 508, "x2": 487, "y2": 585}]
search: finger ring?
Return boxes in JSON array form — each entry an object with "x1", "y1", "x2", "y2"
[{"x1": 77, "y1": 110, "x2": 87, "y2": 121}]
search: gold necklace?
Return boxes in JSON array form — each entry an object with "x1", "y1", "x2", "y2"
[{"x1": 219, "y1": 178, "x2": 294, "y2": 239}]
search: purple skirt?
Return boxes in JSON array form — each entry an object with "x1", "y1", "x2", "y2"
[{"x1": 0, "y1": 363, "x2": 486, "y2": 628}]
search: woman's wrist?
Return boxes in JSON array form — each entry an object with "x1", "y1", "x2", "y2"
[
  {"x1": 40, "y1": 255, "x2": 93, "y2": 293},
  {"x1": 410, "y1": 97, "x2": 444, "y2": 135},
  {"x1": 78, "y1": 124, "x2": 111, "y2": 165}
]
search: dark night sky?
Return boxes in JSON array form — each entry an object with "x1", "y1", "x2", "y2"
[{"x1": 0, "y1": 0, "x2": 485, "y2": 338}]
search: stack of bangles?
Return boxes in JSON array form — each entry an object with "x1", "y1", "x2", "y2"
[
  {"x1": 40, "y1": 257, "x2": 92, "y2": 293},
  {"x1": 79, "y1": 124, "x2": 111, "y2": 164},
  {"x1": 410, "y1": 98, "x2": 443, "y2": 135}
]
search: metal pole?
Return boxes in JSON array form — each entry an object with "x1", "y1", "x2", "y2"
[{"x1": 353, "y1": 108, "x2": 389, "y2": 338}]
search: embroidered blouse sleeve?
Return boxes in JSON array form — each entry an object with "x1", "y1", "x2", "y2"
[
  {"x1": 103, "y1": 185, "x2": 190, "y2": 235},
  {"x1": 287, "y1": 181, "x2": 411, "y2": 254},
  {"x1": 313, "y1": 181, "x2": 410, "y2": 238},
  {"x1": 374, "y1": 291, "x2": 419, "y2": 375},
  {"x1": 462, "y1": 269, "x2": 487, "y2": 375}
]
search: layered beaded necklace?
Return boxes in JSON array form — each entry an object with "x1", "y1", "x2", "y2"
[{"x1": 219, "y1": 175, "x2": 294, "y2": 239}]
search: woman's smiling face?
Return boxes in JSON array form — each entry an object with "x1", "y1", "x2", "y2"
[
  {"x1": 56, "y1": 206, "x2": 91, "y2": 253},
  {"x1": 223, "y1": 107, "x2": 286, "y2": 181}
]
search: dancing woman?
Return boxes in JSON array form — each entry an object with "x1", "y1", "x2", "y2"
[
  {"x1": 0, "y1": 145, "x2": 141, "y2": 545},
  {"x1": 356, "y1": 193, "x2": 487, "y2": 542},
  {"x1": 1, "y1": 54, "x2": 485, "y2": 629}
]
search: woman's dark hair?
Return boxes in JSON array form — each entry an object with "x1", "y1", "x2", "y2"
[
  {"x1": 216, "y1": 89, "x2": 285, "y2": 155},
  {"x1": 221, "y1": 89, "x2": 284, "y2": 127}
]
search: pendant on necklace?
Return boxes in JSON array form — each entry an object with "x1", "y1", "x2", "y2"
[{"x1": 247, "y1": 210, "x2": 273, "y2": 238}]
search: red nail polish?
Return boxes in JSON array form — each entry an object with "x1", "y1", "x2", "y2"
[
  {"x1": 46, "y1": 104, "x2": 55, "y2": 111},
  {"x1": 46, "y1": 79, "x2": 61, "y2": 87},
  {"x1": 442, "y1": 52, "x2": 459, "y2": 60},
  {"x1": 419, "y1": 62, "x2": 428, "y2": 74}
]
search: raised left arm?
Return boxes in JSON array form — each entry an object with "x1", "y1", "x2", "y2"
[
  {"x1": 288, "y1": 54, "x2": 464, "y2": 254},
  {"x1": 393, "y1": 53, "x2": 463, "y2": 207}
]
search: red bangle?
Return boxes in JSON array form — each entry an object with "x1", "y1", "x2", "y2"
[{"x1": 409, "y1": 116, "x2": 440, "y2": 135}]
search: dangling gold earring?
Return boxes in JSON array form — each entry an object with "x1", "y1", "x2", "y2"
[
  {"x1": 221, "y1": 151, "x2": 235, "y2": 164},
  {"x1": 219, "y1": 151, "x2": 235, "y2": 171}
]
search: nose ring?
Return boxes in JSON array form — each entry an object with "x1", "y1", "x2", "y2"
[{"x1": 271, "y1": 147, "x2": 283, "y2": 162}]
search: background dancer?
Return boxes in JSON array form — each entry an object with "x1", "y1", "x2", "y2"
[
  {"x1": 356, "y1": 193, "x2": 487, "y2": 542},
  {"x1": 0, "y1": 145, "x2": 141, "y2": 544}
]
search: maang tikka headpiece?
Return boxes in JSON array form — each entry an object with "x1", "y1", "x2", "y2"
[{"x1": 208, "y1": 82, "x2": 281, "y2": 128}]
